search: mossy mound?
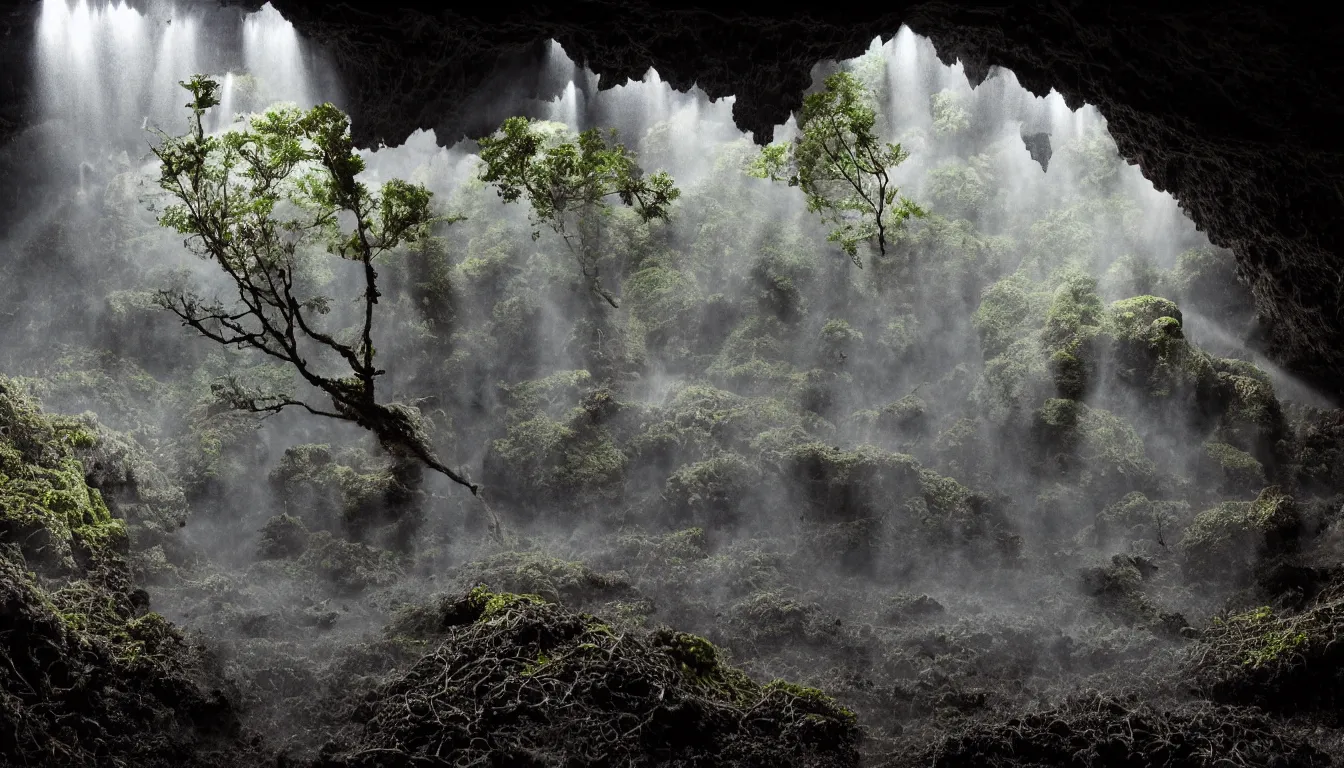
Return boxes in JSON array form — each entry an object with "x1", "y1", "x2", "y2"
[
  {"x1": 1188, "y1": 592, "x2": 1344, "y2": 713},
  {"x1": 0, "y1": 558, "x2": 249, "y2": 767},
  {"x1": 292, "y1": 531, "x2": 406, "y2": 594},
  {"x1": 1197, "y1": 440, "x2": 1267, "y2": 496},
  {"x1": 1030, "y1": 399, "x2": 1159, "y2": 508},
  {"x1": 269, "y1": 444, "x2": 419, "y2": 537},
  {"x1": 1178, "y1": 487, "x2": 1299, "y2": 582},
  {"x1": 318, "y1": 588, "x2": 860, "y2": 768},
  {"x1": 0, "y1": 381, "x2": 254, "y2": 766},
  {"x1": 460, "y1": 550, "x2": 632, "y2": 608},
  {"x1": 886, "y1": 691, "x2": 1329, "y2": 768},
  {"x1": 1107, "y1": 295, "x2": 1217, "y2": 404},
  {"x1": 0, "y1": 380, "x2": 126, "y2": 573},
  {"x1": 663, "y1": 451, "x2": 762, "y2": 525}
]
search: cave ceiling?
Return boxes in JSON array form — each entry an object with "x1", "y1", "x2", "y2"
[{"x1": 1, "y1": 1, "x2": 1341, "y2": 399}]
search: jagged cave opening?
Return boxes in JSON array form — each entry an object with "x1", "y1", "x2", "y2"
[{"x1": 1, "y1": 2, "x2": 1343, "y2": 766}]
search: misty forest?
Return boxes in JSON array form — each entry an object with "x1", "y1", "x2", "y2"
[{"x1": 4, "y1": 3, "x2": 1344, "y2": 767}]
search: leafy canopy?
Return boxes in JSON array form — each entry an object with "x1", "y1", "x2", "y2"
[
  {"x1": 476, "y1": 117, "x2": 680, "y2": 308},
  {"x1": 749, "y1": 71, "x2": 925, "y2": 266},
  {"x1": 153, "y1": 74, "x2": 477, "y2": 494}
]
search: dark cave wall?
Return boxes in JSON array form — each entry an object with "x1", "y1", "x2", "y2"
[{"x1": 2, "y1": 0, "x2": 1341, "y2": 399}]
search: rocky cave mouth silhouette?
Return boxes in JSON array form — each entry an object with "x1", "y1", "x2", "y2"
[{"x1": 0, "y1": 2, "x2": 1342, "y2": 767}]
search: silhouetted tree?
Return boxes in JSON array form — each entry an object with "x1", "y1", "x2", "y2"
[{"x1": 153, "y1": 75, "x2": 478, "y2": 494}]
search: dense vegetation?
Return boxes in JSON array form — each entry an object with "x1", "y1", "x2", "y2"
[{"x1": 2, "y1": 36, "x2": 1343, "y2": 767}]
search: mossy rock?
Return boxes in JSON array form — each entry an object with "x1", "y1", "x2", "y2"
[
  {"x1": 0, "y1": 558, "x2": 246, "y2": 766},
  {"x1": 293, "y1": 531, "x2": 405, "y2": 594},
  {"x1": 1197, "y1": 440, "x2": 1267, "y2": 496},
  {"x1": 463, "y1": 551, "x2": 631, "y2": 607},
  {"x1": 257, "y1": 514, "x2": 309, "y2": 560},
  {"x1": 1179, "y1": 487, "x2": 1298, "y2": 581},
  {"x1": 1031, "y1": 400, "x2": 1159, "y2": 504},
  {"x1": 1094, "y1": 491, "x2": 1188, "y2": 547},
  {"x1": 344, "y1": 588, "x2": 859, "y2": 767},
  {"x1": 663, "y1": 452, "x2": 762, "y2": 526},
  {"x1": 783, "y1": 443, "x2": 923, "y2": 522},
  {"x1": 0, "y1": 379, "x2": 126, "y2": 573},
  {"x1": 1107, "y1": 295, "x2": 1219, "y2": 405}
]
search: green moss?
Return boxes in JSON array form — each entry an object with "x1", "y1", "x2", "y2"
[
  {"x1": 0, "y1": 379, "x2": 128, "y2": 571},
  {"x1": 1107, "y1": 295, "x2": 1217, "y2": 401},
  {"x1": 466, "y1": 551, "x2": 627, "y2": 606},
  {"x1": 293, "y1": 531, "x2": 405, "y2": 593},
  {"x1": 1211, "y1": 606, "x2": 1308, "y2": 668},
  {"x1": 974, "y1": 275, "x2": 1046, "y2": 358},
  {"x1": 783, "y1": 442, "x2": 923, "y2": 521},
  {"x1": 1180, "y1": 487, "x2": 1298, "y2": 579},
  {"x1": 1109, "y1": 295, "x2": 1183, "y2": 338},
  {"x1": 478, "y1": 588, "x2": 547, "y2": 619},
  {"x1": 664, "y1": 452, "x2": 761, "y2": 523},
  {"x1": 1199, "y1": 440, "x2": 1267, "y2": 494}
]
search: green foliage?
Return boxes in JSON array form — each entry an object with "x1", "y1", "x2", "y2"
[
  {"x1": 1179, "y1": 487, "x2": 1298, "y2": 579},
  {"x1": 664, "y1": 452, "x2": 762, "y2": 524},
  {"x1": 0, "y1": 379, "x2": 125, "y2": 572},
  {"x1": 1199, "y1": 440, "x2": 1267, "y2": 494},
  {"x1": 927, "y1": 155, "x2": 995, "y2": 218},
  {"x1": 476, "y1": 116, "x2": 680, "y2": 307},
  {"x1": 153, "y1": 76, "x2": 476, "y2": 493},
  {"x1": 465, "y1": 551, "x2": 627, "y2": 606},
  {"x1": 929, "y1": 90, "x2": 970, "y2": 136},
  {"x1": 749, "y1": 72, "x2": 925, "y2": 263}
]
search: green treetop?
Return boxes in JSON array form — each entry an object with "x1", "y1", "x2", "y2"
[
  {"x1": 749, "y1": 71, "x2": 925, "y2": 266},
  {"x1": 476, "y1": 117, "x2": 680, "y2": 308},
  {"x1": 152, "y1": 74, "x2": 477, "y2": 494}
]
